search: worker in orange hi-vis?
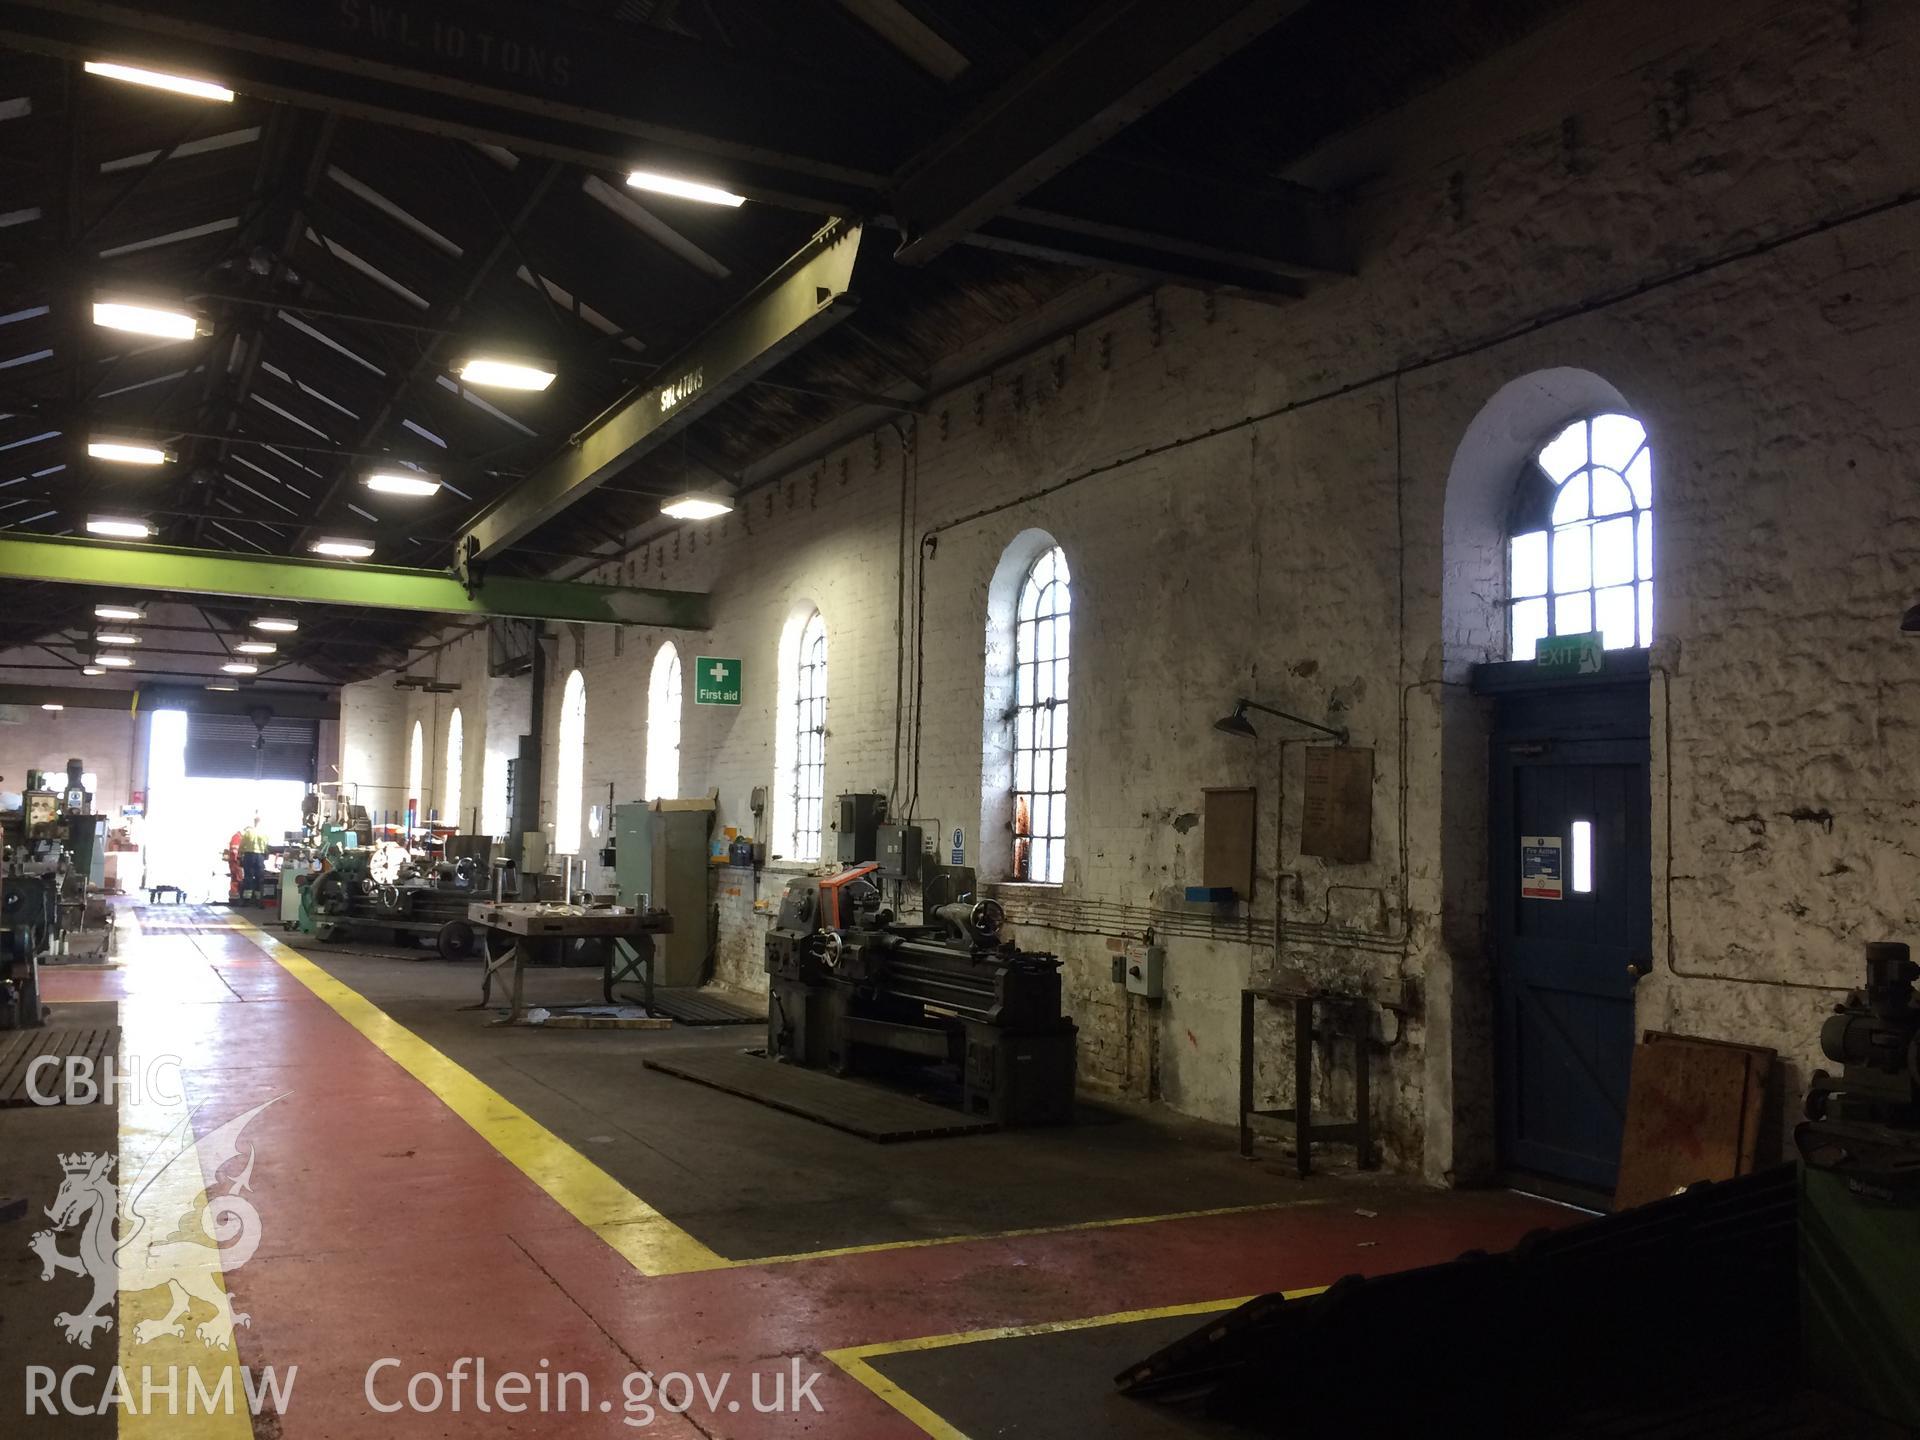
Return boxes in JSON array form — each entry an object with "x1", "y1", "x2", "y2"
[{"x1": 225, "y1": 830, "x2": 244, "y2": 903}]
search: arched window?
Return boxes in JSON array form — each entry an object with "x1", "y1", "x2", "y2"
[
  {"x1": 645, "y1": 644, "x2": 682, "y2": 801},
  {"x1": 775, "y1": 610, "x2": 827, "y2": 861},
  {"x1": 555, "y1": 668, "x2": 586, "y2": 855},
  {"x1": 406, "y1": 720, "x2": 424, "y2": 820},
  {"x1": 1508, "y1": 413, "x2": 1652, "y2": 659},
  {"x1": 443, "y1": 708, "x2": 463, "y2": 829},
  {"x1": 1012, "y1": 546, "x2": 1070, "y2": 883}
]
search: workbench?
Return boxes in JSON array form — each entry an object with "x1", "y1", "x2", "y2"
[{"x1": 468, "y1": 902, "x2": 673, "y2": 1026}]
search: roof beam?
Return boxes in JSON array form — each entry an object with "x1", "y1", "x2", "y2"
[
  {"x1": 458, "y1": 221, "x2": 863, "y2": 565},
  {"x1": 0, "y1": 0, "x2": 912, "y2": 207},
  {"x1": 0, "y1": 681, "x2": 340, "y2": 717},
  {"x1": 973, "y1": 152, "x2": 1349, "y2": 292},
  {"x1": 296, "y1": 155, "x2": 564, "y2": 551},
  {"x1": 0, "y1": 534, "x2": 710, "y2": 627},
  {"x1": 887, "y1": 0, "x2": 1309, "y2": 266}
]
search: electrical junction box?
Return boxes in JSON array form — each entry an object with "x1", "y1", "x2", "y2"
[
  {"x1": 877, "y1": 824, "x2": 923, "y2": 881},
  {"x1": 1123, "y1": 939, "x2": 1165, "y2": 999}
]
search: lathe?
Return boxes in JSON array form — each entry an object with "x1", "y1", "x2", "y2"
[{"x1": 764, "y1": 862, "x2": 1076, "y2": 1125}]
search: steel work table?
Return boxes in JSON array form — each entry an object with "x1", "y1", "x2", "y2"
[
  {"x1": 1239, "y1": 986, "x2": 1382, "y2": 1177},
  {"x1": 468, "y1": 902, "x2": 673, "y2": 1026}
]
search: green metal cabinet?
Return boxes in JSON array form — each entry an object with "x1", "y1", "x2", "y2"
[
  {"x1": 1800, "y1": 1163, "x2": 1920, "y2": 1429},
  {"x1": 612, "y1": 802, "x2": 711, "y2": 987}
]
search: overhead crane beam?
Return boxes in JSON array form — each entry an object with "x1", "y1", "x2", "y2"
[{"x1": 0, "y1": 534, "x2": 710, "y2": 628}]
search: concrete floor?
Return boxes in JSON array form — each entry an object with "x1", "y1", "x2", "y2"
[
  {"x1": 290, "y1": 935, "x2": 1401, "y2": 1260},
  {"x1": 2, "y1": 904, "x2": 1570, "y2": 1437}
]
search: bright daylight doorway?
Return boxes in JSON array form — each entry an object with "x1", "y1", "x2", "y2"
[{"x1": 143, "y1": 709, "x2": 310, "y2": 902}]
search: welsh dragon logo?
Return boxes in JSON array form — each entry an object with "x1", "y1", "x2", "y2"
[{"x1": 30, "y1": 1096, "x2": 283, "y2": 1350}]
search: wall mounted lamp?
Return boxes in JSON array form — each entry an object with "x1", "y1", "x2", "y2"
[{"x1": 1212, "y1": 697, "x2": 1348, "y2": 744}]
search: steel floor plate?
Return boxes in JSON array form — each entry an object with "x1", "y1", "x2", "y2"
[{"x1": 642, "y1": 1047, "x2": 995, "y2": 1141}]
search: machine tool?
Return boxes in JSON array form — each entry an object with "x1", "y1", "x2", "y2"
[
  {"x1": 303, "y1": 840, "x2": 490, "y2": 958},
  {"x1": 0, "y1": 757, "x2": 96, "y2": 1023},
  {"x1": 764, "y1": 862, "x2": 1076, "y2": 1125}
]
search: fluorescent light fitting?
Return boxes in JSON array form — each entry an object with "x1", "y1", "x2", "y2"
[
  {"x1": 309, "y1": 537, "x2": 374, "y2": 559},
  {"x1": 93, "y1": 653, "x2": 134, "y2": 668},
  {"x1": 659, "y1": 490, "x2": 734, "y2": 520},
  {"x1": 41, "y1": 702, "x2": 63, "y2": 711},
  {"x1": 221, "y1": 660, "x2": 259, "y2": 675},
  {"x1": 93, "y1": 632, "x2": 140, "y2": 646},
  {"x1": 88, "y1": 438, "x2": 173, "y2": 465},
  {"x1": 250, "y1": 614, "x2": 298, "y2": 633},
  {"x1": 362, "y1": 469, "x2": 442, "y2": 497},
  {"x1": 625, "y1": 169, "x2": 745, "y2": 207},
  {"x1": 81, "y1": 666, "x2": 106, "y2": 676},
  {"x1": 205, "y1": 680, "x2": 239, "y2": 692},
  {"x1": 93, "y1": 603, "x2": 145, "y2": 621},
  {"x1": 84, "y1": 61, "x2": 234, "y2": 103},
  {"x1": 234, "y1": 640, "x2": 276, "y2": 655},
  {"x1": 85, "y1": 515, "x2": 154, "y2": 539},
  {"x1": 92, "y1": 300, "x2": 199, "y2": 340},
  {"x1": 455, "y1": 357, "x2": 555, "y2": 391}
]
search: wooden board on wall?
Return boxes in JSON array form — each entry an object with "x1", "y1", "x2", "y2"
[
  {"x1": 1614, "y1": 1030, "x2": 1775, "y2": 1211},
  {"x1": 1300, "y1": 746, "x2": 1372, "y2": 864},
  {"x1": 1203, "y1": 787, "x2": 1256, "y2": 898}
]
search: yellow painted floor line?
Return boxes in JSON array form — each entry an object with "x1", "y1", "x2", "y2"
[
  {"x1": 739, "y1": 1197, "x2": 1326, "y2": 1267},
  {"x1": 228, "y1": 917, "x2": 1327, "y2": 1278},
  {"x1": 116, "y1": 910, "x2": 255, "y2": 1439},
  {"x1": 824, "y1": 1288, "x2": 1327, "y2": 1440},
  {"x1": 232, "y1": 919, "x2": 730, "y2": 1277}
]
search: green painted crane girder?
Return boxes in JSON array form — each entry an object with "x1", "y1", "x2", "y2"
[
  {"x1": 459, "y1": 219, "x2": 864, "y2": 564},
  {"x1": 0, "y1": 535, "x2": 710, "y2": 629}
]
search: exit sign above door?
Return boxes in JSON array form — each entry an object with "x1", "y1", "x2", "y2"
[
  {"x1": 1534, "y1": 631, "x2": 1603, "y2": 676},
  {"x1": 694, "y1": 656, "x2": 742, "y2": 705}
]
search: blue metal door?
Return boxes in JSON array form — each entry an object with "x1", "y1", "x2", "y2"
[{"x1": 1486, "y1": 669, "x2": 1650, "y2": 1192}]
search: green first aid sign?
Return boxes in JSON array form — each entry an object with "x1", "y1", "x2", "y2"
[{"x1": 694, "y1": 656, "x2": 742, "y2": 706}]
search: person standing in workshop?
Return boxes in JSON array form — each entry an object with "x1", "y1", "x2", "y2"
[{"x1": 239, "y1": 815, "x2": 270, "y2": 906}]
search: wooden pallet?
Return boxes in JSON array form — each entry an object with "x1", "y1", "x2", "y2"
[
  {"x1": 643, "y1": 1048, "x2": 995, "y2": 1142},
  {"x1": 0, "y1": 1026, "x2": 122, "y2": 1107}
]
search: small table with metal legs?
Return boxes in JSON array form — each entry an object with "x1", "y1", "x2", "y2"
[
  {"x1": 1239, "y1": 986, "x2": 1379, "y2": 1176},
  {"x1": 467, "y1": 902, "x2": 673, "y2": 1026}
]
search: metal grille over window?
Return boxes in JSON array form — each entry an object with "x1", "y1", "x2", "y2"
[
  {"x1": 1507, "y1": 413, "x2": 1653, "y2": 659},
  {"x1": 646, "y1": 644, "x2": 682, "y2": 801},
  {"x1": 1013, "y1": 546, "x2": 1070, "y2": 883},
  {"x1": 791, "y1": 612, "x2": 827, "y2": 861}
]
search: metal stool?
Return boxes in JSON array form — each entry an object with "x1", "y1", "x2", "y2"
[{"x1": 1238, "y1": 986, "x2": 1379, "y2": 1176}]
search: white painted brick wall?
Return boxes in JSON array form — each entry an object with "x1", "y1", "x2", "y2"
[{"x1": 333, "y1": 0, "x2": 1920, "y2": 1179}]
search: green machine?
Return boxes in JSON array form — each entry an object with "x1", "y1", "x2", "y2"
[
  {"x1": 611, "y1": 801, "x2": 711, "y2": 987},
  {"x1": 1796, "y1": 941, "x2": 1920, "y2": 1429},
  {"x1": 284, "y1": 823, "x2": 359, "y2": 934}
]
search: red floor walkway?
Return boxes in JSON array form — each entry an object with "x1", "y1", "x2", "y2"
[{"x1": 37, "y1": 912, "x2": 1566, "y2": 1437}]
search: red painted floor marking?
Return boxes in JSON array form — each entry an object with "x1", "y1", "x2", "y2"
[{"x1": 39, "y1": 918, "x2": 1570, "y2": 1437}]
